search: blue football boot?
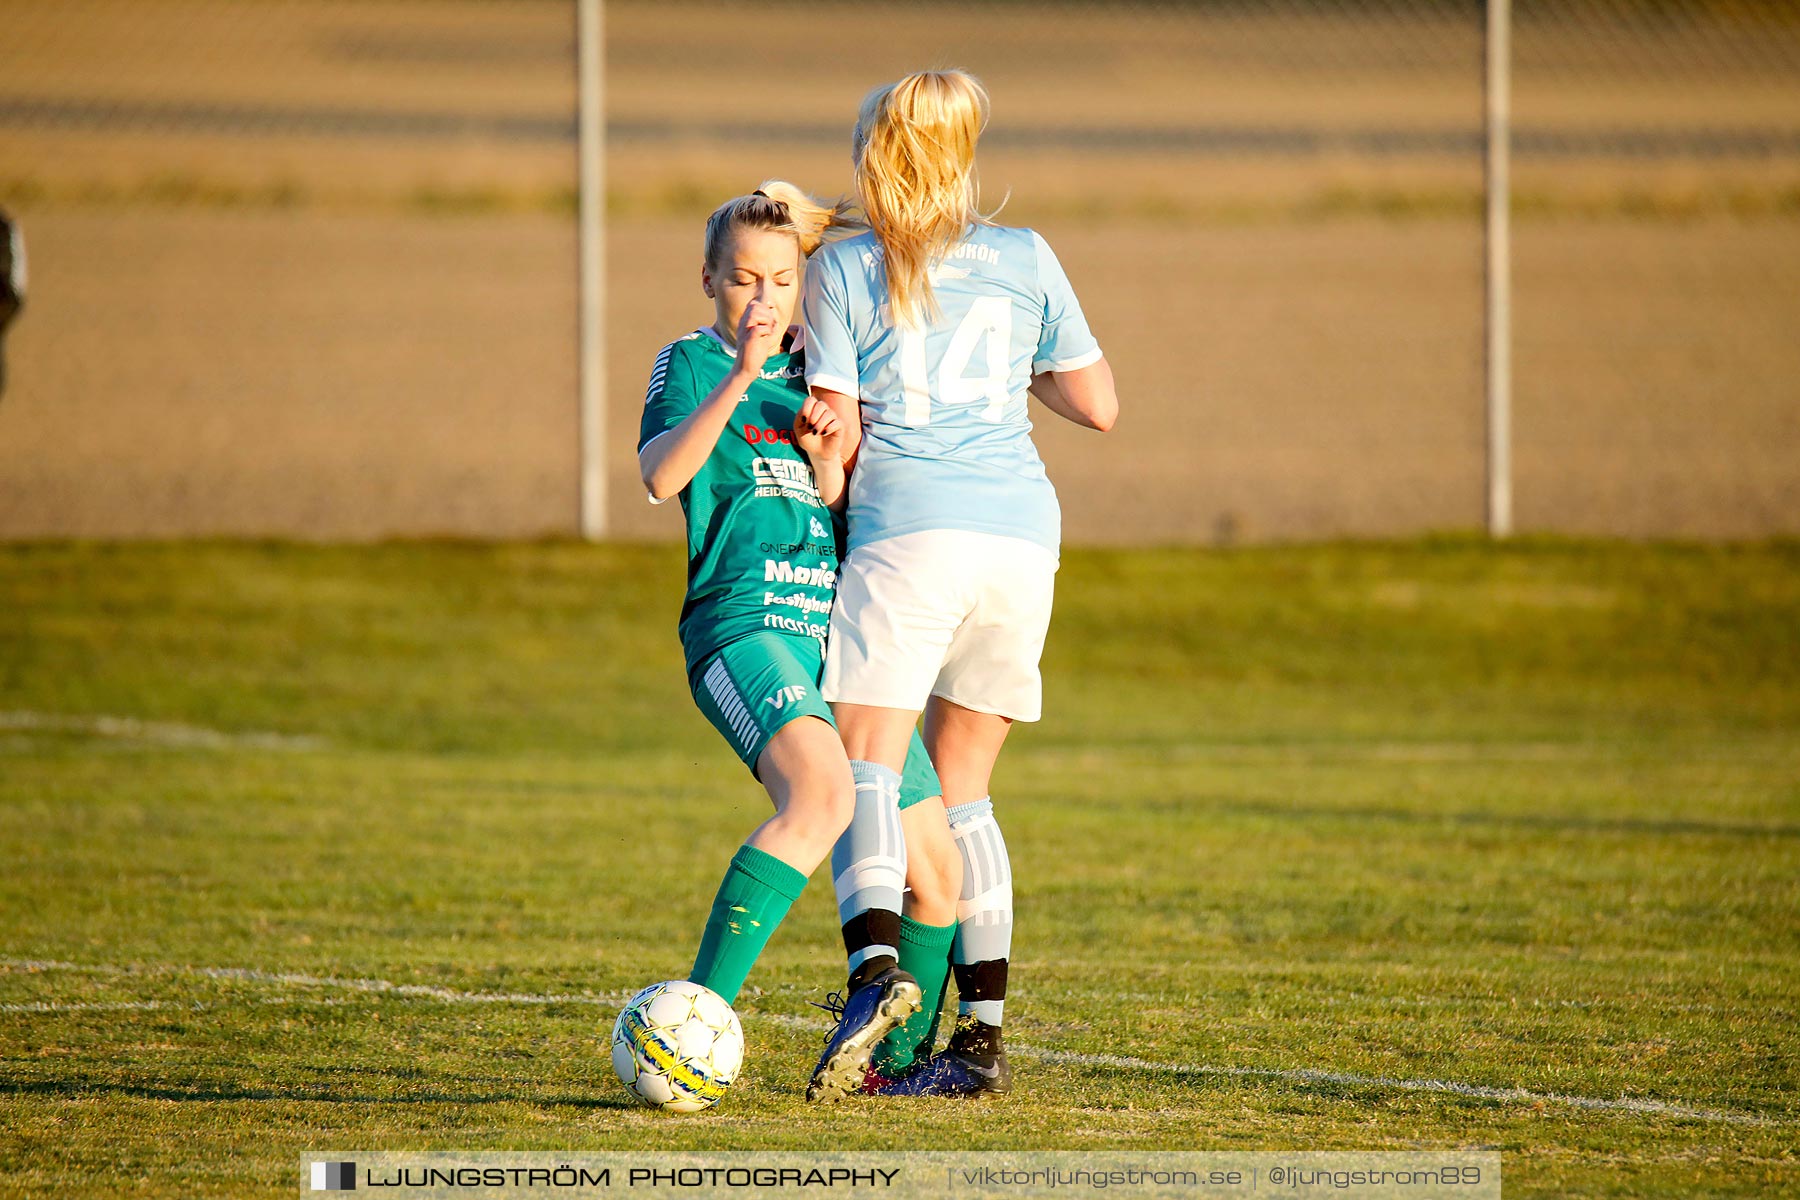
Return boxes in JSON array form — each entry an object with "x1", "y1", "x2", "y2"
[
  {"x1": 804, "y1": 967, "x2": 923, "y2": 1102},
  {"x1": 866, "y1": 1047, "x2": 1012, "y2": 1097}
]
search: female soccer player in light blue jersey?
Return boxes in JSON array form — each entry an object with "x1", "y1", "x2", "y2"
[{"x1": 802, "y1": 70, "x2": 1119, "y2": 1099}]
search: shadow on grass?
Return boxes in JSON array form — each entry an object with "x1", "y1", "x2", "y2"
[
  {"x1": 1182, "y1": 799, "x2": 1800, "y2": 841},
  {"x1": 0, "y1": 1076, "x2": 637, "y2": 1110}
]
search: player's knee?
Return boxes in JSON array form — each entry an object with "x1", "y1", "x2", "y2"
[
  {"x1": 905, "y1": 834, "x2": 962, "y2": 923},
  {"x1": 814, "y1": 781, "x2": 855, "y2": 840},
  {"x1": 777, "y1": 758, "x2": 855, "y2": 847}
]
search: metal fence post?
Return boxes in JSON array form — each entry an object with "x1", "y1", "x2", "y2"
[
  {"x1": 1485, "y1": 0, "x2": 1514, "y2": 538},
  {"x1": 578, "y1": 0, "x2": 607, "y2": 541}
]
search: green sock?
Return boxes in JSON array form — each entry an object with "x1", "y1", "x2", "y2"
[
  {"x1": 872, "y1": 914, "x2": 957, "y2": 1076},
  {"x1": 688, "y1": 844, "x2": 807, "y2": 1005}
]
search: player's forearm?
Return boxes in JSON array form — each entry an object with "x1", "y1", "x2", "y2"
[
  {"x1": 811, "y1": 386, "x2": 863, "y2": 466},
  {"x1": 806, "y1": 452, "x2": 847, "y2": 511},
  {"x1": 639, "y1": 369, "x2": 756, "y2": 499},
  {"x1": 1031, "y1": 360, "x2": 1118, "y2": 432}
]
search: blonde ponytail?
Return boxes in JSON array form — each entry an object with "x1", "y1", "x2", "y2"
[
  {"x1": 757, "y1": 180, "x2": 860, "y2": 256},
  {"x1": 702, "y1": 183, "x2": 860, "y2": 270},
  {"x1": 853, "y1": 69, "x2": 994, "y2": 326}
]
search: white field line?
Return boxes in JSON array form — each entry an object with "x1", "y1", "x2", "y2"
[
  {"x1": 642, "y1": 1008, "x2": 1793, "y2": 1130},
  {"x1": 0, "y1": 959, "x2": 635, "y2": 1006},
  {"x1": 0, "y1": 710, "x2": 326, "y2": 751},
  {"x1": 1, "y1": 999, "x2": 173, "y2": 1013},
  {"x1": 1021, "y1": 1050, "x2": 1773, "y2": 1127},
  {"x1": 0, "y1": 996, "x2": 361, "y2": 1014},
  {"x1": 3, "y1": 958, "x2": 1775, "y2": 1127},
  {"x1": 755, "y1": 1015, "x2": 1770, "y2": 1126}
]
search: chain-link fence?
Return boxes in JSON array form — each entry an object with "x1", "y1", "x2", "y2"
[
  {"x1": 0, "y1": 0, "x2": 1794, "y2": 541},
  {"x1": 1508, "y1": 1, "x2": 1800, "y2": 538},
  {"x1": 0, "y1": 0, "x2": 580, "y2": 539}
]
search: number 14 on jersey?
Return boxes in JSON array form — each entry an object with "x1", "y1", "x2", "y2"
[{"x1": 897, "y1": 297, "x2": 1015, "y2": 427}]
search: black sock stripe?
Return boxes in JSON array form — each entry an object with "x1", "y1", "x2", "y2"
[
  {"x1": 840, "y1": 909, "x2": 901, "y2": 957},
  {"x1": 952, "y1": 958, "x2": 1008, "y2": 1001}
]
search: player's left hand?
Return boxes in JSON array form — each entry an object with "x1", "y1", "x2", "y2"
[{"x1": 794, "y1": 396, "x2": 844, "y2": 460}]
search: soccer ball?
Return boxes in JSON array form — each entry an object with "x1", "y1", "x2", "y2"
[{"x1": 610, "y1": 980, "x2": 744, "y2": 1112}]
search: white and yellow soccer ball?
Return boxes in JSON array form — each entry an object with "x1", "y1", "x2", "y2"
[{"x1": 610, "y1": 980, "x2": 744, "y2": 1112}]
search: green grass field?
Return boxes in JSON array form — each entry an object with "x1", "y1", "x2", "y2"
[{"x1": 1, "y1": 540, "x2": 1796, "y2": 1198}]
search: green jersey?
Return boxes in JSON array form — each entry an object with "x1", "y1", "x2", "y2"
[{"x1": 638, "y1": 327, "x2": 840, "y2": 679}]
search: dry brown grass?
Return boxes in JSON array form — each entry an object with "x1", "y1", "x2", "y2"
[
  {"x1": 3, "y1": 209, "x2": 1793, "y2": 541},
  {"x1": 0, "y1": 210, "x2": 576, "y2": 538}
]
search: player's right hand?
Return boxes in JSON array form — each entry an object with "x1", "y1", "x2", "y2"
[
  {"x1": 794, "y1": 396, "x2": 845, "y2": 460},
  {"x1": 734, "y1": 300, "x2": 782, "y2": 376}
]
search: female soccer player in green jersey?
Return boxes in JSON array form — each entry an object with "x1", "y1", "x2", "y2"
[{"x1": 636, "y1": 187, "x2": 954, "y2": 1097}]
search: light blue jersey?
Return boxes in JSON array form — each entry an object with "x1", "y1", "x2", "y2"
[{"x1": 801, "y1": 225, "x2": 1102, "y2": 557}]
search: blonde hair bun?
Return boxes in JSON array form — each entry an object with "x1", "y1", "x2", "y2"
[{"x1": 703, "y1": 183, "x2": 861, "y2": 268}]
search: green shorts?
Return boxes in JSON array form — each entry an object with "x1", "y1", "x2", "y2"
[{"x1": 690, "y1": 632, "x2": 940, "y2": 810}]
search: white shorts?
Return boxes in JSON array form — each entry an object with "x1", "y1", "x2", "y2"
[{"x1": 822, "y1": 529, "x2": 1059, "y2": 723}]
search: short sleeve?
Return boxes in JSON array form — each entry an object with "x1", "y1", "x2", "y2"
[
  {"x1": 1031, "y1": 231, "x2": 1103, "y2": 374},
  {"x1": 801, "y1": 247, "x2": 860, "y2": 397},
  {"x1": 637, "y1": 341, "x2": 699, "y2": 453}
]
